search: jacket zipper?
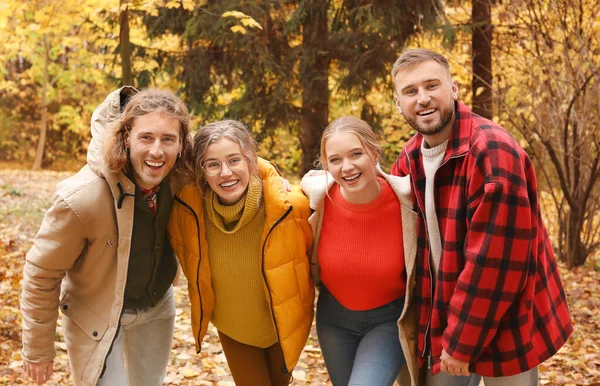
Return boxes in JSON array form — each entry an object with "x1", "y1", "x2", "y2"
[
  {"x1": 99, "y1": 308, "x2": 125, "y2": 380},
  {"x1": 261, "y1": 206, "x2": 293, "y2": 375},
  {"x1": 407, "y1": 147, "x2": 465, "y2": 364},
  {"x1": 174, "y1": 195, "x2": 204, "y2": 352},
  {"x1": 98, "y1": 179, "x2": 134, "y2": 382}
]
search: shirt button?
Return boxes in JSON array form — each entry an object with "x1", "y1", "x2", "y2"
[
  {"x1": 62, "y1": 304, "x2": 68, "y2": 311},
  {"x1": 93, "y1": 331, "x2": 98, "y2": 337}
]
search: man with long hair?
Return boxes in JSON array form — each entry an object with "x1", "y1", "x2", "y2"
[{"x1": 21, "y1": 88, "x2": 193, "y2": 386}]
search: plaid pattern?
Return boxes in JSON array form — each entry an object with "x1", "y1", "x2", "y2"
[
  {"x1": 391, "y1": 101, "x2": 573, "y2": 377},
  {"x1": 140, "y1": 185, "x2": 160, "y2": 214}
]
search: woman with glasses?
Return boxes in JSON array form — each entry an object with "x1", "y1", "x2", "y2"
[{"x1": 167, "y1": 120, "x2": 314, "y2": 386}]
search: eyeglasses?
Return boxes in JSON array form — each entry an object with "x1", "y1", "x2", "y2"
[{"x1": 202, "y1": 156, "x2": 247, "y2": 177}]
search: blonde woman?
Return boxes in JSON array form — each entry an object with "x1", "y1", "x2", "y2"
[
  {"x1": 301, "y1": 116, "x2": 419, "y2": 386},
  {"x1": 168, "y1": 120, "x2": 314, "y2": 386}
]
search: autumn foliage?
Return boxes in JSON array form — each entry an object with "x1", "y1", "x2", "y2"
[
  {"x1": 1, "y1": 171, "x2": 599, "y2": 384},
  {"x1": 0, "y1": 4, "x2": 599, "y2": 385}
]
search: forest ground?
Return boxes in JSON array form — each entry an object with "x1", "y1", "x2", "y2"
[{"x1": 0, "y1": 169, "x2": 598, "y2": 385}]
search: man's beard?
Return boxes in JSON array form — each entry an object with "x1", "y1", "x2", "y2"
[{"x1": 404, "y1": 101, "x2": 455, "y2": 137}]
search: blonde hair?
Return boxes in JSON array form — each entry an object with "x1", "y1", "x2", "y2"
[
  {"x1": 192, "y1": 120, "x2": 259, "y2": 188},
  {"x1": 317, "y1": 116, "x2": 383, "y2": 170},
  {"x1": 391, "y1": 48, "x2": 451, "y2": 85},
  {"x1": 103, "y1": 89, "x2": 193, "y2": 185}
]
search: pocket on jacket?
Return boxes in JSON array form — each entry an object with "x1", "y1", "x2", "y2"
[
  {"x1": 60, "y1": 292, "x2": 109, "y2": 341},
  {"x1": 86, "y1": 237, "x2": 114, "y2": 276}
]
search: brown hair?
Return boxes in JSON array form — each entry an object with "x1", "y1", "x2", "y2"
[
  {"x1": 103, "y1": 88, "x2": 193, "y2": 186},
  {"x1": 192, "y1": 120, "x2": 259, "y2": 188},
  {"x1": 317, "y1": 116, "x2": 383, "y2": 170},
  {"x1": 391, "y1": 48, "x2": 451, "y2": 86}
]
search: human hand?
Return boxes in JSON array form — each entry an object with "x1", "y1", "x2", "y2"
[
  {"x1": 440, "y1": 349, "x2": 470, "y2": 376},
  {"x1": 279, "y1": 177, "x2": 291, "y2": 192},
  {"x1": 23, "y1": 359, "x2": 54, "y2": 385}
]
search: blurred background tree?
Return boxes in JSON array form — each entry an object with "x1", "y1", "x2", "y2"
[
  {"x1": 141, "y1": 0, "x2": 438, "y2": 173},
  {"x1": 0, "y1": 0, "x2": 598, "y2": 266},
  {"x1": 493, "y1": 0, "x2": 600, "y2": 268}
]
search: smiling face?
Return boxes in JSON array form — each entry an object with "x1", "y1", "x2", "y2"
[
  {"x1": 394, "y1": 60, "x2": 459, "y2": 146},
  {"x1": 127, "y1": 112, "x2": 181, "y2": 189},
  {"x1": 203, "y1": 137, "x2": 250, "y2": 205},
  {"x1": 324, "y1": 131, "x2": 380, "y2": 204}
]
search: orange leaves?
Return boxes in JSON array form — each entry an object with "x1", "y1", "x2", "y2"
[
  {"x1": 0, "y1": 169, "x2": 334, "y2": 385},
  {"x1": 540, "y1": 264, "x2": 600, "y2": 385},
  {"x1": 3, "y1": 169, "x2": 599, "y2": 385}
]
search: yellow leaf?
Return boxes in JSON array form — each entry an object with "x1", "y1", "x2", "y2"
[
  {"x1": 221, "y1": 10, "x2": 246, "y2": 19},
  {"x1": 230, "y1": 25, "x2": 247, "y2": 34},
  {"x1": 201, "y1": 357, "x2": 214, "y2": 368},
  {"x1": 240, "y1": 17, "x2": 263, "y2": 30},
  {"x1": 166, "y1": 0, "x2": 181, "y2": 9},
  {"x1": 181, "y1": 368, "x2": 200, "y2": 378},
  {"x1": 182, "y1": 0, "x2": 199, "y2": 10}
]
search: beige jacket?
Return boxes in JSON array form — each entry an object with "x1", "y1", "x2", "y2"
[
  {"x1": 20, "y1": 87, "x2": 143, "y2": 386},
  {"x1": 300, "y1": 168, "x2": 421, "y2": 386}
]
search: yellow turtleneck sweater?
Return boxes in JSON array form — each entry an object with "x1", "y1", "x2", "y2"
[{"x1": 205, "y1": 178, "x2": 277, "y2": 348}]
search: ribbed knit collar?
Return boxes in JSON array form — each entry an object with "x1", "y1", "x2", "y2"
[
  {"x1": 330, "y1": 177, "x2": 393, "y2": 213},
  {"x1": 421, "y1": 139, "x2": 448, "y2": 159},
  {"x1": 206, "y1": 177, "x2": 263, "y2": 233}
]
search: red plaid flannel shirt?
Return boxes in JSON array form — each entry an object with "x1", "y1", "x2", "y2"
[{"x1": 391, "y1": 101, "x2": 573, "y2": 376}]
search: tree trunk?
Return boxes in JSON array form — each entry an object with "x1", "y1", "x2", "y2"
[
  {"x1": 299, "y1": 0, "x2": 330, "y2": 174},
  {"x1": 471, "y1": 0, "x2": 493, "y2": 119},
  {"x1": 120, "y1": 0, "x2": 133, "y2": 86},
  {"x1": 33, "y1": 35, "x2": 50, "y2": 170},
  {"x1": 565, "y1": 206, "x2": 588, "y2": 269}
]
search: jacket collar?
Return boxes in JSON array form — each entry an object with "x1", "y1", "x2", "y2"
[
  {"x1": 300, "y1": 165, "x2": 413, "y2": 210},
  {"x1": 103, "y1": 166, "x2": 136, "y2": 208},
  {"x1": 257, "y1": 158, "x2": 290, "y2": 223},
  {"x1": 405, "y1": 100, "x2": 474, "y2": 164}
]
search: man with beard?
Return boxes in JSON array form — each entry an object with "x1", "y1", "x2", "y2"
[
  {"x1": 21, "y1": 88, "x2": 192, "y2": 386},
  {"x1": 390, "y1": 48, "x2": 572, "y2": 386}
]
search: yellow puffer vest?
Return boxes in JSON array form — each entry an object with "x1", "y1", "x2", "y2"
[{"x1": 168, "y1": 158, "x2": 315, "y2": 373}]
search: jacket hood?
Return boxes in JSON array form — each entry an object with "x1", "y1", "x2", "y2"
[{"x1": 87, "y1": 86, "x2": 138, "y2": 176}]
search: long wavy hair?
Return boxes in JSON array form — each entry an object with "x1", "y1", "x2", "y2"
[{"x1": 103, "y1": 89, "x2": 194, "y2": 186}]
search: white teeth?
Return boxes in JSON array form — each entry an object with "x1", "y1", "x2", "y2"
[
  {"x1": 145, "y1": 161, "x2": 164, "y2": 167},
  {"x1": 343, "y1": 173, "x2": 360, "y2": 181},
  {"x1": 417, "y1": 109, "x2": 436, "y2": 116},
  {"x1": 220, "y1": 180, "x2": 238, "y2": 187}
]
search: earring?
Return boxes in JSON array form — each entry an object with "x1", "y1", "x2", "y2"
[{"x1": 178, "y1": 151, "x2": 182, "y2": 158}]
